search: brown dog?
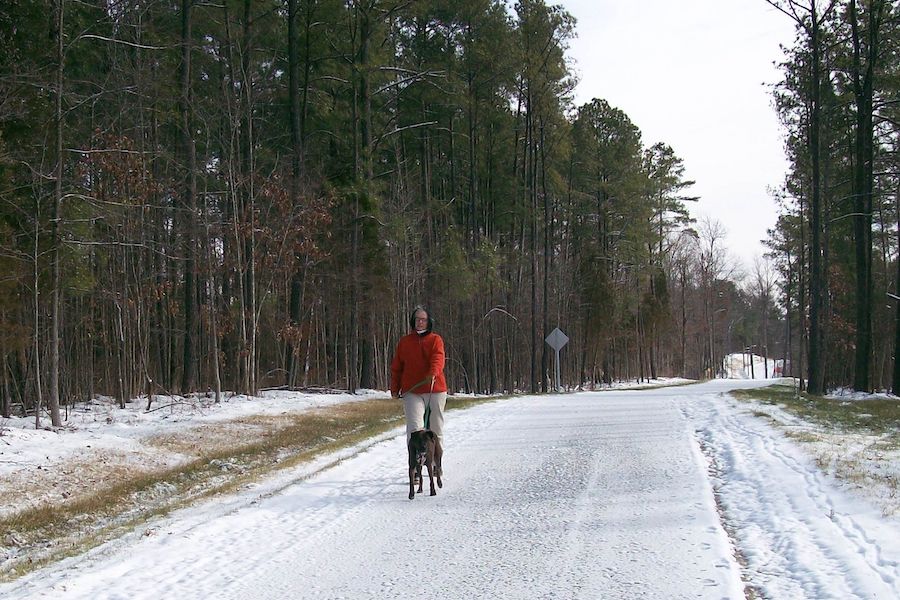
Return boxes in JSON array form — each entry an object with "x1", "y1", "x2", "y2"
[{"x1": 407, "y1": 430, "x2": 443, "y2": 499}]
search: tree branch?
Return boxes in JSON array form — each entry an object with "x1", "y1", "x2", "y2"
[{"x1": 72, "y1": 34, "x2": 171, "y2": 51}]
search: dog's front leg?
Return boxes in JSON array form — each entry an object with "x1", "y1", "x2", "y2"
[
  {"x1": 416, "y1": 465, "x2": 424, "y2": 494},
  {"x1": 434, "y1": 439, "x2": 443, "y2": 489},
  {"x1": 427, "y1": 463, "x2": 436, "y2": 496},
  {"x1": 408, "y1": 466, "x2": 416, "y2": 500}
]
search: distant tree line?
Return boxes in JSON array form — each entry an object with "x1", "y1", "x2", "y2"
[
  {"x1": 0, "y1": 0, "x2": 826, "y2": 426},
  {"x1": 765, "y1": 0, "x2": 899, "y2": 394}
]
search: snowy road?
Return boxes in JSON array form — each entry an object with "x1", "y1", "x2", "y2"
[{"x1": 4, "y1": 379, "x2": 898, "y2": 599}]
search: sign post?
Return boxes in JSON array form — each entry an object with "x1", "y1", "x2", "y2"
[{"x1": 544, "y1": 327, "x2": 569, "y2": 391}]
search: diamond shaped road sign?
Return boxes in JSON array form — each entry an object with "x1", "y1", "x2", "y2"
[{"x1": 544, "y1": 327, "x2": 569, "y2": 351}]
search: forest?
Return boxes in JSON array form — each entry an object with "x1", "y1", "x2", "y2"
[{"x1": 0, "y1": 0, "x2": 897, "y2": 427}]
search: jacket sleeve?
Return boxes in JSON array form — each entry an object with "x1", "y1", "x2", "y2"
[
  {"x1": 429, "y1": 335, "x2": 445, "y2": 379},
  {"x1": 390, "y1": 341, "x2": 403, "y2": 396}
]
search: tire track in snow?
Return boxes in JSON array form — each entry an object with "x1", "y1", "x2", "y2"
[{"x1": 688, "y1": 391, "x2": 899, "y2": 599}]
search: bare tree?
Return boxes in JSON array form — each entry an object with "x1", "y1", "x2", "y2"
[
  {"x1": 697, "y1": 217, "x2": 737, "y2": 377},
  {"x1": 751, "y1": 255, "x2": 778, "y2": 378}
]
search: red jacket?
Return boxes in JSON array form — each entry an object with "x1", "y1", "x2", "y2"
[{"x1": 390, "y1": 331, "x2": 447, "y2": 396}]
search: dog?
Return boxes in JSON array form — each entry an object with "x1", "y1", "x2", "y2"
[{"x1": 407, "y1": 429, "x2": 443, "y2": 500}]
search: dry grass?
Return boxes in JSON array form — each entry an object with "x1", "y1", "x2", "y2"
[
  {"x1": 730, "y1": 383, "x2": 900, "y2": 434},
  {"x1": 784, "y1": 430, "x2": 823, "y2": 444},
  {"x1": 730, "y1": 382, "x2": 900, "y2": 518},
  {"x1": 0, "y1": 450, "x2": 173, "y2": 520}
]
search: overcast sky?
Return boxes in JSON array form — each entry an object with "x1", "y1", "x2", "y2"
[{"x1": 558, "y1": 0, "x2": 797, "y2": 274}]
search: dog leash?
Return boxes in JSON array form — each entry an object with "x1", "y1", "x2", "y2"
[
  {"x1": 400, "y1": 377, "x2": 436, "y2": 428},
  {"x1": 423, "y1": 378, "x2": 435, "y2": 429},
  {"x1": 399, "y1": 376, "x2": 431, "y2": 398}
]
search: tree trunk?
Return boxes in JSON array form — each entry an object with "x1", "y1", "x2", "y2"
[
  {"x1": 892, "y1": 186, "x2": 900, "y2": 395},
  {"x1": 527, "y1": 103, "x2": 538, "y2": 393},
  {"x1": 286, "y1": 0, "x2": 302, "y2": 387},
  {"x1": 540, "y1": 119, "x2": 550, "y2": 392},
  {"x1": 849, "y1": 0, "x2": 884, "y2": 392},
  {"x1": 680, "y1": 266, "x2": 687, "y2": 377},
  {"x1": 33, "y1": 215, "x2": 43, "y2": 428},
  {"x1": 48, "y1": 0, "x2": 64, "y2": 427},
  {"x1": 348, "y1": 5, "x2": 366, "y2": 393},
  {"x1": 205, "y1": 210, "x2": 222, "y2": 403},
  {"x1": 243, "y1": 0, "x2": 258, "y2": 396},
  {"x1": 2, "y1": 355, "x2": 11, "y2": 419},
  {"x1": 784, "y1": 247, "x2": 792, "y2": 379},
  {"x1": 179, "y1": 0, "x2": 199, "y2": 394},
  {"x1": 806, "y1": 1, "x2": 825, "y2": 395}
]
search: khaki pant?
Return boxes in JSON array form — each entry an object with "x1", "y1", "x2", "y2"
[{"x1": 403, "y1": 392, "x2": 447, "y2": 441}]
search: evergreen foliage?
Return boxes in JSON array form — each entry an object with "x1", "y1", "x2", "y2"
[
  {"x1": 0, "y1": 0, "x2": 827, "y2": 417},
  {"x1": 767, "y1": 0, "x2": 899, "y2": 393}
]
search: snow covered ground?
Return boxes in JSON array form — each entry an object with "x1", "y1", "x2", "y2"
[
  {"x1": 0, "y1": 389, "x2": 384, "y2": 486},
  {"x1": 1, "y1": 379, "x2": 898, "y2": 599}
]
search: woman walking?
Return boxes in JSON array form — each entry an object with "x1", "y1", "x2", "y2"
[{"x1": 390, "y1": 305, "x2": 447, "y2": 474}]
